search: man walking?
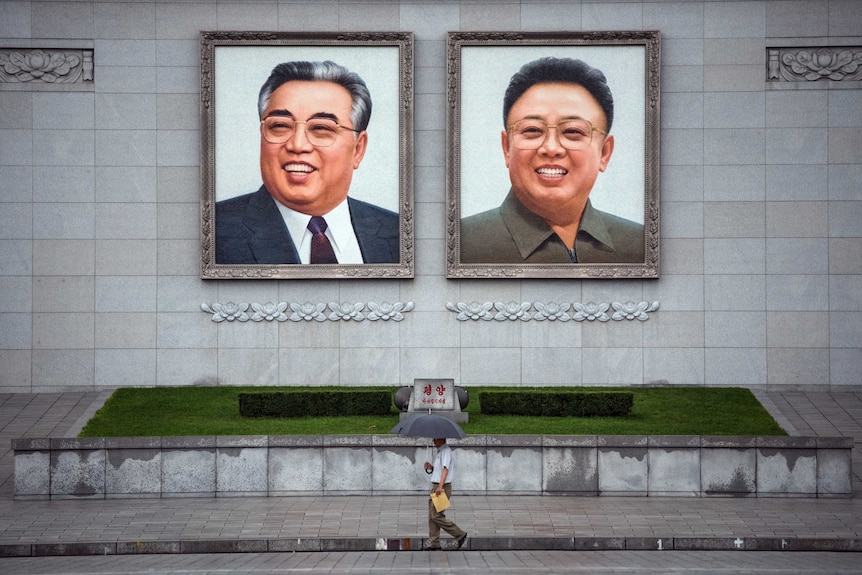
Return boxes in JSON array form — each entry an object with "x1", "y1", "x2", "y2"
[{"x1": 423, "y1": 437, "x2": 468, "y2": 550}]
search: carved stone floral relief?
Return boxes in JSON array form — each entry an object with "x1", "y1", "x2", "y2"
[
  {"x1": 768, "y1": 47, "x2": 862, "y2": 82},
  {"x1": 201, "y1": 302, "x2": 415, "y2": 323},
  {"x1": 0, "y1": 49, "x2": 94, "y2": 86},
  {"x1": 202, "y1": 300, "x2": 659, "y2": 323},
  {"x1": 445, "y1": 301, "x2": 660, "y2": 322}
]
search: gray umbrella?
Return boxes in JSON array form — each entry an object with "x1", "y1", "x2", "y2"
[{"x1": 390, "y1": 413, "x2": 466, "y2": 439}]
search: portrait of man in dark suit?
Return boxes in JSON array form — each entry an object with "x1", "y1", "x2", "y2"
[
  {"x1": 460, "y1": 57, "x2": 644, "y2": 265},
  {"x1": 215, "y1": 60, "x2": 400, "y2": 265}
]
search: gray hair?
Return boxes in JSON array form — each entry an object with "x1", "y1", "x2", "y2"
[{"x1": 257, "y1": 60, "x2": 372, "y2": 131}]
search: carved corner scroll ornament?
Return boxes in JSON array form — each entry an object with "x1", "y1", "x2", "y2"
[
  {"x1": 201, "y1": 301, "x2": 415, "y2": 323},
  {"x1": 0, "y1": 49, "x2": 94, "y2": 84},
  {"x1": 768, "y1": 47, "x2": 862, "y2": 82},
  {"x1": 446, "y1": 301, "x2": 660, "y2": 322}
]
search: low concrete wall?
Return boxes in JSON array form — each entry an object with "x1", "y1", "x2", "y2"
[{"x1": 13, "y1": 435, "x2": 853, "y2": 500}]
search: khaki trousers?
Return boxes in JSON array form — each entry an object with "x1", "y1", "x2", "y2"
[{"x1": 428, "y1": 482, "x2": 466, "y2": 547}]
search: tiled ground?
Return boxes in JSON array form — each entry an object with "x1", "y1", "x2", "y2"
[
  {"x1": 762, "y1": 390, "x2": 862, "y2": 494},
  {"x1": 4, "y1": 550, "x2": 862, "y2": 574},
  {"x1": 0, "y1": 392, "x2": 107, "y2": 496}
]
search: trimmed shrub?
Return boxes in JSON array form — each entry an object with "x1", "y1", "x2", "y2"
[
  {"x1": 479, "y1": 391, "x2": 633, "y2": 417},
  {"x1": 239, "y1": 390, "x2": 392, "y2": 418}
]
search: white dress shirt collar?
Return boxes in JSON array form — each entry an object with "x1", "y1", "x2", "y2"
[{"x1": 275, "y1": 199, "x2": 363, "y2": 264}]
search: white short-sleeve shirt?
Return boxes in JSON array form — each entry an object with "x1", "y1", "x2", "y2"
[{"x1": 430, "y1": 443, "x2": 455, "y2": 484}]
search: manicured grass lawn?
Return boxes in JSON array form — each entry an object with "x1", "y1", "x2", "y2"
[{"x1": 79, "y1": 386, "x2": 786, "y2": 437}]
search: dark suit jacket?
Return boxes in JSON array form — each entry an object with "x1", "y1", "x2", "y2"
[
  {"x1": 215, "y1": 186, "x2": 400, "y2": 264},
  {"x1": 460, "y1": 189, "x2": 644, "y2": 264}
]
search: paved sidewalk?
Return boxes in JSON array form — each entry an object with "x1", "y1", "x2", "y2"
[
  {"x1": 0, "y1": 392, "x2": 108, "y2": 496},
  {"x1": 0, "y1": 390, "x2": 860, "y2": 557}
]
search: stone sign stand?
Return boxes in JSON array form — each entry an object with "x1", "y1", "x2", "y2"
[{"x1": 401, "y1": 378, "x2": 468, "y2": 423}]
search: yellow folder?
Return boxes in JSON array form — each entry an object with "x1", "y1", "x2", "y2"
[{"x1": 430, "y1": 490, "x2": 450, "y2": 512}]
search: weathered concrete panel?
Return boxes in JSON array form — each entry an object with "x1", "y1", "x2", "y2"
[
  {"x1": 757, "y1": 448, "x2": 817, "y2": 496},
  {"x1": 324, "y1": 447, "x2": 372, "y2": 494},
  {"x1": 14, "y1": 450, "x2": 50, "y2": 498},
  {"x1": 701, "y1": 448, "x2": 756, "y2": 496},
  {"x1": 106, "y1": 448, "x2": 161, "y2": 497},
  {"x1": 269, "y1": 447, "x2": 324, "y2": 494},
  {"x1": 816, "y1": 448, "x2": 852, "y2": 497},
  {"x1": 50, "y1": 449, "x2": 106, "y2": 499},
  {"x1": 217, "y1": 447, "x2": 268, "y2": 496},
  {"x1": 598, "y1": 447, "x2": 648, "y2": 495},
  {"x1": 162, "y1": 449, "x2": 215, "y2": 496},
  {"x1": 543, "y1": 447, "x2": 597, "y2": 494},
  {"x1": 487, "y1": 447, "x2": 542, "y2": 493},
  {"x1": 648, "y1": 448, "x2": 700, "y2": 496},
  {"x1": 372, "y1": 446, "x2": 424, "y2": 492},
  {"x1": 455, "y1": 447, "x2": 487, "y2": 493}
]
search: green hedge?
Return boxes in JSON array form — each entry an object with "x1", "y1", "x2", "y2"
[
  {"x1": 238, "y1": 390, "x2": 392, "y2": 418},
  {"x1": 479, "y1": 391, "x2": 633, "y2": 417}
]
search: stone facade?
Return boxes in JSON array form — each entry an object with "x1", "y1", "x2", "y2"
[{"x1": 0, "y1": 0, "x2": 861, "y2": 392}]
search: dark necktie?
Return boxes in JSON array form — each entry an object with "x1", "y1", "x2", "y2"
[{"x1": 307, "y1": 216, "x2": 338, "y2": 264}]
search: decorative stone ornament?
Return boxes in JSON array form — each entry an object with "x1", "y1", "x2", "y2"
[
  {"x1": 0, "y1": 48, "x2": 94, "y2": 86},
  {"x1": 201, "y1": 301, "x2": 415, "y2": 322},
  {"x1": 768, "y1": 47, "x2": 862, "y2": 82},
  {"x1": 446, "y1": 301, "x2": 660, "y2": 322}
]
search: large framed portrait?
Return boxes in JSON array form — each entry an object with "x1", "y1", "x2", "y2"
[
  {"x1": 446, "y1": 31, "x2": 660, "y2": 279},
  {"x1": 200, "y1": 32, "x2": 414, "y2": 279}
]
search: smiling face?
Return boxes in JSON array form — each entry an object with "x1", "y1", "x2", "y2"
[
  {"x1": 259, "y1": 80, "x2": 368, "y2": 216},
  {"x1": 502, "y1": 82, "x2": 614, "y2": 227}
]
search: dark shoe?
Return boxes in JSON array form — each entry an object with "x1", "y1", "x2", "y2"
[
  {"x1": 425, "y1": 546, "x2": 442, "y2": 551},
  {"x1": 456, "y1": 533, "x2": 468, "y2": 550}
]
